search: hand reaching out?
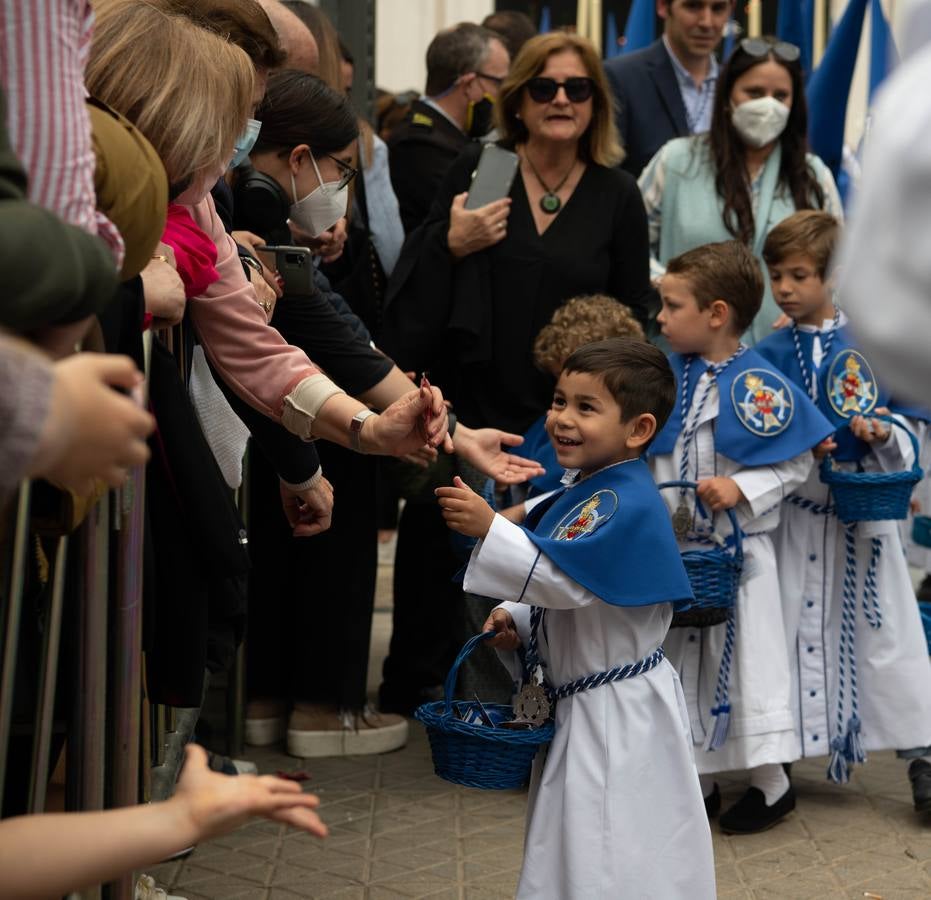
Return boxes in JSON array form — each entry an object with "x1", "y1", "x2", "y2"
[
  {"x1": 480, "y1": 607, "x2": 521, "y2": 651},
  {"x1": 696, "y1": 476, "x2": 745, "y2": 512},
  {"x1": 435, "y1": 475, "x2": 495, "y2": 538},
  {"x1": 452, "y1": 425, "x2": 546, "y2": 485}
]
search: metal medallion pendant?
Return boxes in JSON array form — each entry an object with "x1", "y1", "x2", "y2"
[
  {"x1": 672, "y1": 502, "x2": 692, "y2": 539},
  {"x1": 512, "y1": 683, "x2": 551, "y2": 727},
  {"x1": 540, "y1": 192, "x2": 561, "y2": 214}
]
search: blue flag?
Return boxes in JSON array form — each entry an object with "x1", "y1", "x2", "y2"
[
  {"x1": 807, "y1": 0, "x2": 869, "y2": 178},
  {"x1": 605, "y1": 11, "x2": 621, "y2": 59},
  {"x1": 777, "y1": 0, "x2": 814, "y2": 78},
  {"x1": 621, "y1": 0, "x2": 655, "y2": 55},
  {"x1": 539, "y1": 5, "x2": 551, "y2": 34},
  {"x1": 869, "y1": 0, "x2": 898, "y2": 99}
]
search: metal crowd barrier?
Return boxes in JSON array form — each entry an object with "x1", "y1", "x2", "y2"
[{"x1": 0, "y1": 327, "x2": 251, "y2": 899}]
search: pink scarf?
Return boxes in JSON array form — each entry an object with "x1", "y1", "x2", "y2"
[{"x1": 160, "y1": 203, "x2": 220, "y2": 298}]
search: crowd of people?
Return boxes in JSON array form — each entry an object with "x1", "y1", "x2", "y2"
[{"x1": 2, "y1": 0, "x2": 931, "y2": 897}]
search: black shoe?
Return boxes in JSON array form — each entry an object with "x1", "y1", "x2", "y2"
[
  {"x1": 704, "y1": 783, "x2": 721, "y2": 818},
  {"x1": 908, "y1": 759, "x2": 931, "y2": 812},
  {"x1": 918, "y1": 575, "x2": 931, "y2": 604},
  {"x1": 782, "y1": 762, "x2": 792, "y2": 777},
  {"x1": 719, "y1": 785, "x2": 796, "y2": 834}
]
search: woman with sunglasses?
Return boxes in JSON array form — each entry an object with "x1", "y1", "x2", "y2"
[{"x1": 639, "y1": 36, "x2": 843, "y2": 344}]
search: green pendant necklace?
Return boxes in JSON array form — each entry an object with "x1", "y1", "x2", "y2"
[{"x1": 523, "y1": 150, "x2": 575, "y2": 215}]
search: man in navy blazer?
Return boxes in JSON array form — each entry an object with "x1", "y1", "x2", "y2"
[{"x1": 605, "y1": 0, "x2": 733, "y2": 178}]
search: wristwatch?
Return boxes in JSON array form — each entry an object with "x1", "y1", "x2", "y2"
[{"x1": 350, "y1": 409, "x2": 377, "y2": 453}]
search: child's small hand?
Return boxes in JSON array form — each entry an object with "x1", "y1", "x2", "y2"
[
  {"x1": 812, "y1": 436, "x2": 837, "y2": 460},
  {"x1": 435, "y1": 476, "x2": 496, "y2": 538},
  {"x1": 850, "y1": 412, "x2": 890, "y2": 444},
  {"x1": 481, "y1": 607, "x2": 521, "y2": 651},
  {"x1": 696, "y1": 477, "x2": 744, "y2": 511}
]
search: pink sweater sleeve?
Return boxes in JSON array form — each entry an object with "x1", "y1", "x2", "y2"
[{"x1": 184, "y1": 194, "x2": 321, "y2": 420}]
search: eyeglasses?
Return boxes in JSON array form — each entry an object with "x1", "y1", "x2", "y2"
[
  {"x1": 739, "y1": 37, "x2": 801, "y2": 63},
  {"x1": 475, "y1": 71, "x2": 505, "y2": 87},
  {"x1": 526, "y1": 76, "x2": 595, "y2": 104},
  {"x1": 327, "y1": 154, "x2": 357, "y2": 190}
]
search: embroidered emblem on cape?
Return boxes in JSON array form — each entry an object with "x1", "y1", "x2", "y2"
[
  {"x1": 827, "y1": 351, "x2": 877, "y2": 418},
  {"x1": 551, "y1": 489, "x2": 618, "y2": 541},
  {"x1": 732, "y1": 369, "x2": 794, "y2": 436}
]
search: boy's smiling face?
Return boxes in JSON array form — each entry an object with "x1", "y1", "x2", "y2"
[
  {"x1": 546, "y1": 370, "x2": 642, "y2": 476},
  {"x1": 767, "y1": 252, "x2": 834, "y2": 326}
]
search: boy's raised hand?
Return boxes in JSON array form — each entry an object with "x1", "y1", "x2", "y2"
[
  {"x1": 850, "y1": 407, "x2": 891, "y2": 444},
  {"x1": 696, "y1": 476, "x2": 745, "y2": 512},
  {"x1": 435, "y1": 475, "x2": 495, "y2": 538},
  {"x1": 481, "y1": 607, "x2": 521, "y2": 651}
]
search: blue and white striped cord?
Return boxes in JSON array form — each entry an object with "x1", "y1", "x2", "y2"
[
  {"x1": 791, "y1": 306, "x2": 840, "y2": 400},
  {"x1": 526, "y1": 606, "x2": 664, "y2": 702},
  {"x1": 784, "y1": 496, "x2": 880, "y2": 782},
  {"x1": 677, "y1": 347, "x2": 747, "y2": 501},
  {"x1": 703, "y1": 610, "x2": 736, "y2": 752}
]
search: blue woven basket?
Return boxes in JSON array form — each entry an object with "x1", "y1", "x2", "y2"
[
  {"x1": 914, "y1": 516, "x2": 931, "y2": 549},
  {"x1": 414, "y1": 632, "x2": 554, "y2": 790},
  {"x1": 820, "y1": 417, "x2": 923, "y2": 523},
  {"x1": 657, "y1": 481, "x2": 743, "y2": 629},
  {"x1": 920, "y1": 603, "x2": 931, "y2": 656}
]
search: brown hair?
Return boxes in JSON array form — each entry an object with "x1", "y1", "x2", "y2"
[
  {"x1": 496, "y1": 32, "x2": 623, "y2": 167},
  {"x1": 534, "y1": 295, "x2": 644, "y2": 372},
  {"x1": 563, "y1": 338, "x2": 676, "y2": 442},
  {"x1": 707, "y1": 37, "x2": 824, "y2": 245},
  {"x1": 482, "y1": 10, "x2": 537, "y2": 60},
  {"x1": 666, "y1": 240, "x2": 763, "y2": 335},
  {"x1": 151, "y1": 0, "x2": 286, "y2": 70},
  {"x1": 87, "y1": 0, "x2": 254, "y2": 188},
  {"x1": 762, "y1": 209, "x2": 839, "y2": 279}
]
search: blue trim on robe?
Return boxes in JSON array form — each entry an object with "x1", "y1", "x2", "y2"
[
  {"x1": 650, "y1": 347, "x2": 834, "y2": 466},
  {"x1": 756, "y1": 325, "x2": 892, "y2": 461},
  {"x1": 521, "y1": 458, "x2": 694, "y2": 609}
]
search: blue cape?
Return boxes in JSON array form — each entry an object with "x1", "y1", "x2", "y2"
[
  {"x1": 651, "y1": 347, "x2": 834, "y2": 466},
  {"x1": 755, "y1": 325, "x2": 891, "y2": 461},
  {"x1": 509, "y1": 414, "x2": 563, "y2": 498},
  {"x1": 521, "y1": 458, "x2": 694, "y2": 609}
]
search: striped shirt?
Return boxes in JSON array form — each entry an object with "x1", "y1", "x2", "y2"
[{"x1": 0, "y1": 0, "x2": 124, "y2": 267}]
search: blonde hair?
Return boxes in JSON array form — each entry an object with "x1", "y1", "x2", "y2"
[
  {"x1": 534, "y1": 295, "x2": 645, "y2": 372},
  {"x1": 496, "y1": 32, "x2": 624, "y2": 167},
  {"x1": 87, "y1": 0, "x2": 254, "y2": 189}
]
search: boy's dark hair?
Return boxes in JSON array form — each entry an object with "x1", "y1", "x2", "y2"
[
  {"x1": 666, "y1": 240, "x2": 763, "y2": 335},
  {"x1": 562, "y1": 338, "x2": 676, "y2": 447},
  {"x1": 762, "y1": 209, "x2": 840, "y2": 279}
]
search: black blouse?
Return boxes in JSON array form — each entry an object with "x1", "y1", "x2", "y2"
[{"x1": 383, "y1": 141, "x2": 655, "y2": 434}]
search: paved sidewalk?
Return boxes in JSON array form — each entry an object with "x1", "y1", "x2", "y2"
[{"x1": 145, "y1": 545, "x2": 931, "y2": 899}]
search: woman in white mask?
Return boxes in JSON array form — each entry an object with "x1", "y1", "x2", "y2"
[{"x1": 638, "y1": 37, "x2": 843, "y2": 344}]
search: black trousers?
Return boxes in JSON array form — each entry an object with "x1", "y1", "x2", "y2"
[
  {"x1": 379, "y1": 500, "x2": 463, "y2": 710},
  {"x1": 246, "y1": 441, "x2": 377, "y2": 710}
]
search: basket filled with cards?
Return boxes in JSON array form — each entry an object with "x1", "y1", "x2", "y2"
[
  {"x1": 820, "y1": 417, "x2": 923, "y2": 523},
  {"x1": 414, "y1": 632, "x2": 554, "y2": 790},
  {"x1": 657, "y1": 481, "x2": 743, "y2": 629}
]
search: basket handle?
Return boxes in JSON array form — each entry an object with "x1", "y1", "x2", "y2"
[
  {"x1": 656, "y1": 479, "x2": 743, "y2": 559},
  {"x1": 443, "y1": 630, "x2": 496, "y2": 717}
]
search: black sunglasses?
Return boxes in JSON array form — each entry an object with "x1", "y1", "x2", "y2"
[
  {"x1": 739, "y1": 37, "x2": 801, "y2": 63},
  {"x1": 327, "y1": 154, "x2": 357, "y2": 190},
  {"x1": 526, "y1": 76, "x2": 595, "y2": 104}
]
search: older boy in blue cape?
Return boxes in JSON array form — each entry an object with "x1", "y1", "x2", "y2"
[
  {"x1": 755, "y1": 211, "x2": 931, "y2": 811},
  {"x1": 650, "y1": 240, "x2": 834, "y2": 835},
  {"x1": 436, "y1": 339, "x2": 714, "y2": 900}
]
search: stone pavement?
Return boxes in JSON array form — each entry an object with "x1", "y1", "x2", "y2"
[{"x1": 145, "y1": 547, "x2": 931, "y2": 899}]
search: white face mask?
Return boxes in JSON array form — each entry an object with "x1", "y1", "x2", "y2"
[
  {"x1": 289, "y1": 153, "x2": 348, "y2": 237},
  {"x1": 730, "y1": 96, "x2": 791, "y2": 149}
]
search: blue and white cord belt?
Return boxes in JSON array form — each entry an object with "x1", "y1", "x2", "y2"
[
  {"x1": 784, "y1": 494, "x2": 884, "y2": 783},
  {"x1": 526, "y1": 606, "x2": 664, "y2": 702}
]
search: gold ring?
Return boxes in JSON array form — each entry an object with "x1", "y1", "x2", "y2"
[{"x1": 152, "y1": 254, "x2": 169, "y2": 263}]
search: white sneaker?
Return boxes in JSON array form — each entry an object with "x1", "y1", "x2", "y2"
[
  {"x1": 244, "y1": 698, "x2": 287, "y2": 746},
  {"x1": 287, "y1": 703, "x2": 408, "y2": 758},
  {"x1": 135, "y1": 874, "x2": 188, "y2": 900}
]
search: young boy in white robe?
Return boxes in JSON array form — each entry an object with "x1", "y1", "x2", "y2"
[
  {"x1": 436, "y1": 339, "x2": 715, "y2": 900},
  {"x1": 650, "y1": 241, "x2": 834, "y2": 834},
  {"x1": 755, "y1": 210, "x2": 931, "y2": 811}
]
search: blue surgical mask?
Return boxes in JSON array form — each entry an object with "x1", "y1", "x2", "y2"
[{"x1": 229, "y1": 118, "x2": 262, "y2": 169}]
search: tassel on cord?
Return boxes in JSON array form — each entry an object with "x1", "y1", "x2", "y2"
[
  {"x1": 703, "y1": 703, "x2": 731, "y2": 752},
  {"x1": 828, "y1": 735, "x2": 850, "y2": 784},
  {"x1": 703, "y1": 611, "x2": 736, "y2": 752},
  {"x1": 844, "y1": 714, "x2": 866, "y2": 765}
]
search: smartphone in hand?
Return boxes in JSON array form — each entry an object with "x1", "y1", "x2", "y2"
[
  {"x1": 256, "y1": 244, "x2": 316, "y2": 296},
  {"x1": 465, "y1": 144, "x2": 519, "y2": 210}
]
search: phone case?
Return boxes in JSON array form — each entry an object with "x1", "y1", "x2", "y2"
[{"x1": 465, "y1": 144, "x2": 519, "y2": 210}]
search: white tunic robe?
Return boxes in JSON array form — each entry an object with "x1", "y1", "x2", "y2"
[
  {"x1": 650, "y1": 368, "x2": 813, "y2": 773},
  {"x1": 465, "y1": 514, "x2": 715, "y2": 900},
  {"x1": 775, "y1": 422, "x2": 931, "y2": 756}
]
